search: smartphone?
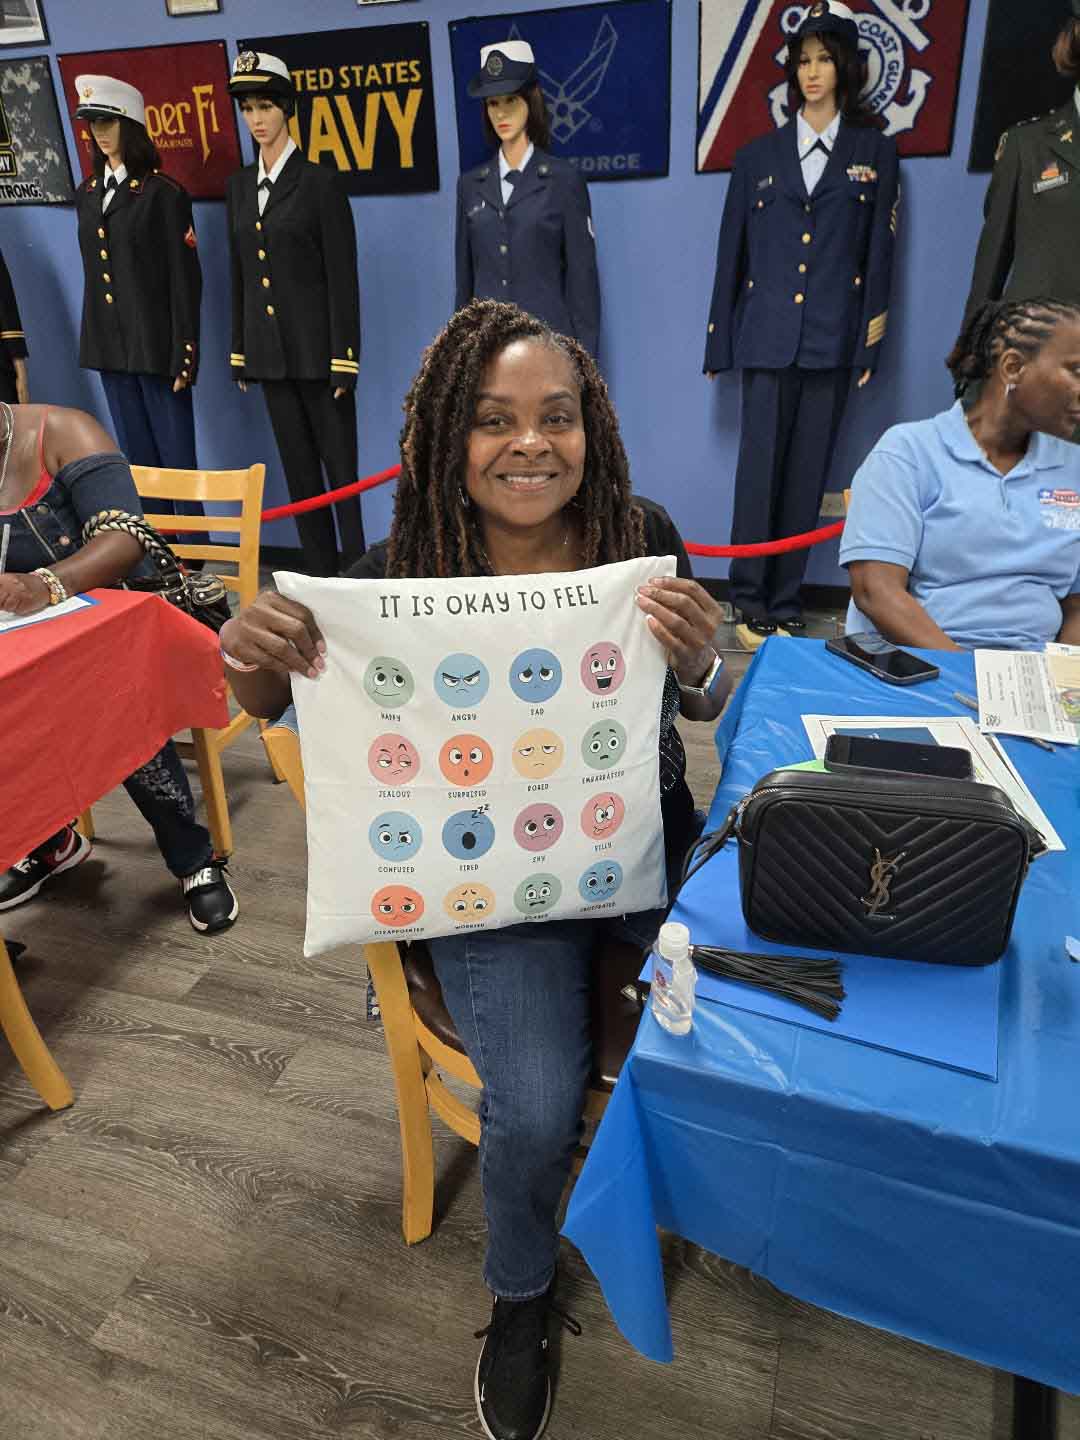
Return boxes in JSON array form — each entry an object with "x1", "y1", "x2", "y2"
[
  {"x1": 825, "y1": 733, "x2": 973, "y2": 781},
  {"x1": 825, "y1": 632, "x2": 940, "y2": 686}
]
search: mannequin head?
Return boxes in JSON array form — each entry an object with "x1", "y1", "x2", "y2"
[
  {"x1": 481, "y1": 81, "x2": 551, "y2": 151},
  {"x1": 238, "y1": 94, "x2": 292, "y2": 152},
  {"x1": 89, "y1": 115, "x2": 159, "y2": 181},
  {"x1": 1052, "y1": 18, "x2": 1080, "y2": 80},
  {"x1": 785, "y1": 30, "x2": 870, "y2": 122},
  {"x1": 947, "y1": 298, "x2": 1080, "y2": 440}
]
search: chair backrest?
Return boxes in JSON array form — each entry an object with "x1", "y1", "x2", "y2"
[
  {"x1": 262, "y1": 718, "x2": 306, "y2": 811},
  {"x1": 133, "y1": 464, "x2": 266, "y2": 610}
]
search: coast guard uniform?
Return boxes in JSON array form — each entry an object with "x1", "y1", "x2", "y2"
[{"x1": 0, "y1": 247, "x2": 27, "y2": 405}]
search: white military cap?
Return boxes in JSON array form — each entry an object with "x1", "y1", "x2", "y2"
[{"x1": 74, "y1": 74, "x2": 146, "y2": 128}]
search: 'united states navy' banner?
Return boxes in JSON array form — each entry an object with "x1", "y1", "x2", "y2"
[
  {"x1": 450, "y1": 0, "x2": 671, "y2": 181},
  {"x1": 698, "y1": 0, "x2": 970, "y2": 173}
]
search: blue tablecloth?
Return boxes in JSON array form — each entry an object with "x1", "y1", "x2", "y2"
[{"x1": 563, "y1": 639, "x2": 1080, "y2": 1386}]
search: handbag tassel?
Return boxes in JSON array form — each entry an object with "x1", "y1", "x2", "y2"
[{"x1": 691, "y1": 945, "x2": 846, "y2": 1021}]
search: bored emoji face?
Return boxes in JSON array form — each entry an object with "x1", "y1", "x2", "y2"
[
  {"x1": 363, "y1": 656, "x2": 414, "y2": 708},
  {"x1": 439, "y1": 733, "x2": 494, "y2": 787},
  {"x1": 370, "y1": 884, "x2": 424, "y2": 928},
  {"x1": 368, "y1": 733, "x2": 421, "y2": 785},
  {"x1": 443, "y1": 882, "x2": 496, "y2": 923},
  {"x1": 511, "y1": 728, "x2": 565, "y2": 780}
]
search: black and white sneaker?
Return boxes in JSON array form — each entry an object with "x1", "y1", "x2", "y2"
[
  {"x1": 181, "y1": 863, "x2": 238, "y2": 934},
  {"x1": 0, "y1": 826, "x2": 92, "y2": 911},
  {"x1": 473, "y1": 1281, "x2": 580, "y2": 1440}
]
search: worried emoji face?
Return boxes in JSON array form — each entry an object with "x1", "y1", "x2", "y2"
[
  {"x1": 363, "y1": 656, "x2": 415, "y2": 707},
  {"x1": 434, "y1": 653, "x2": 490, "y2": 707},
  {"x1": 513, "y1": 873, "x2": 562, "y2": 916},
  {"x1": 581, "y1": 791, "x2": 626, "y2": 840},
  {"x1": 580, "y1": 641, "x2": 626, "y2": 695},
  {"x1": 370, "y1": 884, "x2": 425, "y2": 928},
  {"x1": 508, "y1": 648, "x2": 563, "y2": 704},
  {"x1": 439, "y1": 733, "x2": 494, "y2": 787},
  {"x1": 513, "y1": 802, "x2": 564, "y2": 853},
  {"x1": 581, "y1": 720, "x2": 627, "y2": 770},
  {"x1": 442, "y1": 809, "x2": 496, "y2": 860},
  {"x1": 368, "y1": 811, "x2": 422, "y2": 862},
  {"x1": 367, "y1": 733, "x2": 421, "y2": 785},
  {"x1": 578, "y1": 862, "x2": 623, "y2": 903},
  {"x1": 443, "y1": 882, "x2": 496, "y2": 923},
  {"x1": 511, "y1": 728, "x2": 565, "y2": 780}
]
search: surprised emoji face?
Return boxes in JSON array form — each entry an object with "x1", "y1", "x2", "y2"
[{"x1": 439, "y1": 733, "x2": 494, "y2": 787}]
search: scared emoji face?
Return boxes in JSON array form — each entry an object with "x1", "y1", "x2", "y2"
[
  {"x1": 578, "y1": 862, "x2": 623, "y2": 903},
  {"x1": 439, "y1": 733, "x2": 494, "y2": 787},
  {"x1": 580, "y1": 641, "x2": 626, "y2": 695},
  {"x1": 508, "y1": 648, "x2": 563, "y2": 704},
  {"x1": 581, "y1": 720, "x2": 627, "y2": 770},
  {"x1": 442, "y1": 809, "x2": 496, "y2": 860},
  {"x1": 434, "y1": 653, "x2": 490, "y2": 707},
  {"x1": 513, "y1": 802, "x2": 564, "y2": 853},
  {"x1": 370, "y1": 884, "x2": 424, "y2": 928},
  {"x1": 367, "y1": 733, "x2": 421, "y2": 785},
  {"x1": 363, "y1": 656, "x2": 415, "y2": 707},
  {"x1": 511, "y1": 728, "x2": 565, "y2": 780},
  {"x1": 513, "y1": 873, "x2": 562, "y2": 916},
  {"x1": 368, "y1": 811, "x2": 422, "y2": 862},
  {"x1": 581, "y1": 791, "x2": 626, "y2": 840},
  {"x1": 443, "y1": 882, "x2": 496, "y2": 923}
]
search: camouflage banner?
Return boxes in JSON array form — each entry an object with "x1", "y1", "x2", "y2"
[{"x1": 0, "y1": 55, "x2": 74, "y2": 205}]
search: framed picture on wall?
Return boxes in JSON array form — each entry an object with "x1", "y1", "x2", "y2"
[
  {"x1": 0, "y1": 0, "x2": 48, "y2": 47},
  {"x1": 165, "y1": 0, "x2": 221, "y2": 15}
]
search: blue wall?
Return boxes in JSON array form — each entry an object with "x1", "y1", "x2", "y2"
[{"x1": 0, "y1": 0, "x2": 993, "y2": 581}]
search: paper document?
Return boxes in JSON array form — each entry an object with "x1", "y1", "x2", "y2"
[
  {"x1": 0, "y1": 594, "x2": 95, "y2": 635},
  {"x1": 801, "y1": 714, "x2": 1065, "y2": 852},
  {"x1": 974, "y1": 649, "x2": 1078, "y2": 746},
  {"x1": 1046, "y1": 644, "x2": 1080, "y2": 741}
]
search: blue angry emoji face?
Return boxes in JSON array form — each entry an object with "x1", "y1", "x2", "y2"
[{"x1": 434, "y1": 653, "x2": 490, "y2": 707}]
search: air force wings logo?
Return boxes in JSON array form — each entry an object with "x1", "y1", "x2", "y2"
[{"x1": 509, "y1": 16, "x2": 618, "y2": 144}]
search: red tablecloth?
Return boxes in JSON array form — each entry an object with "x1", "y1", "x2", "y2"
[{"x1": 0, "y1": 591, "x2": 229, "y2": 871}]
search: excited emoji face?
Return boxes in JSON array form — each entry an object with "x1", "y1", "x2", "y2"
[
  {"x1": 578, "y1": 862, "x2": 623, "y2": 903},
  {"x1": 581, "y1": 720, "x2": 627, "y2": 770},
  {"x1": 439, "y1": 734, "x2": 494, "y2": 787},
  {"x1": 434, "y1": 653, "x2": 490, "y2": 707},
  {"x1": 368, "y1": 811, "x2": 422, "y2": 862},
  {"x1": 580, "y1": 641, "x2": 626, "y2": 695},
  {"x1": 370, "y1": 884, "x2": 425, "y2": 928},
  {"x1": 581, "y1": 791, "x2": 626, "y2": 840},
  {"x1": 443, "y1": 882, "x2": 496, "y2": 923},
  {"x1": 368, "y1": 733, "x2": 421, "y2": 785},
  {"x1": 513, "y1": 802, "x2": 564, "y2": 852},
  {"x1": 513, "y1": 873, "x2": 562, "y2": 916},
  {"x1": 363, "y1": 656, "x2": 415, "y2": 707},
  {"x1": 508, "y1": 648, "x2": 563, "y2": 704},
  {"x1": 511, "y1": 728, "x2": 565, "y2": 779}
]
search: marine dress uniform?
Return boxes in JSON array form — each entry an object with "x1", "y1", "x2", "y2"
[{"x1": 0, "y1": 247, "x2": 28, "y2": 405}]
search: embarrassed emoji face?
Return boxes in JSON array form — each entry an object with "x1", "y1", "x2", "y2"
[
  {"x1": 368, "y1": 811, "x2": 422, "y2": 862},
  {"x1": 581, "y1": 720, "x2": 627, "y2": 770},
  {"x1": 368, "y1": 733, "x2": 421, "y2": 785},
  {"x1": 511, "y1": 728, "x2": 565, "y2": 779},
  {"x1": 439, "y1": 734, "x2": 494, "y2": 787},
  {"x1": 581, "y1": 792, "x2": 626, "y2": 840},
  {"x1": 513, "y1": 802, "x2": 564, "y2": 853},
  {"x1": 370, "y1": 884, "x2": 425, "y2": 928},
  {"x1": 363, "y1": 656, "x2": 414, "y2": 707},
  {"x1": 443, "y1": 882, "x2": 496, "y2": 923},
  {"x1": 434, "y1": 653, "x2": 490, "y2": 707},
  {"x1": 509, "y1": 648, "x2": 563, "y2": 704},
  {"x1": 580, "y1": 641, "x2": 626, "y2": 695},
  {"x1": 578, "y1": 862, "x2": 623, "y2": 903},
  {"x1": 442, "y1": 809, "x2": 496, "y2": 860},
  {"x1": 513, "y1": 873, "x2": 562, "y2": 916}
]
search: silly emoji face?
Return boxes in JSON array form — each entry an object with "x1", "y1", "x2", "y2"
[
  {"x1": 508, "y1": 648, "x2": 563, "y2": 704},
  {"x1": 368, "y1": 733, "x2": 421, "y2": 785},
  {"x1": 578, "y1": 862, "x2": 623, "y2": 903},
  {"x1": 368, "y1": 811, "x2": 422, "y2": 862},
  {"x1": 442, "y1": 809, "x2": 496, "y2": 860},
  {"x1": 580, "y1": 641, "x2": 626, "y2": 695},
  {"x1": 513, "y1": 873, "x2": 562, "y2": 916},
  {"x1": 513, "y1": 803, "x2": 564, "y2": 853},
  {"x1": 511, "y1": 728, "x2": 565, "y2": 780},
  {"x1": 439, "y1": 734, "x2": 494, "y2": 787},
  {"x1": 434, "y1": 653, "x2": 490, "y2": 707},
  {"x1": 581, "y1": 720, "x2": 627, "y2": 770},
  {"x1": 370, "y1": 884, "x2": 424, "y2": 928},
  {"x1": 443, "y1": 882, "x2": 496, "y2": 923},
  {"x1": 363, "y1": 656, "x2": 414, "y2": 707},
  {"x1": 581, "y1": 792, "x2": 626, "y2": 840}
]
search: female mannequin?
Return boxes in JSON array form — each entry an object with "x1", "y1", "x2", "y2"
[{"x1": 0, "y1": 248, "x2": 29, "y2": 406}]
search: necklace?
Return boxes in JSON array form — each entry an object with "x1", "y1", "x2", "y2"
[
  {"x1": 476, "y1": 513, "x2": 574, "y2": 575},
  {"x1": 0, "y1": 402, "x2": 14, "y2": 501}
]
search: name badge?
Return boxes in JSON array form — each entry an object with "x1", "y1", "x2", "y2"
[{"x1": 1034, "y1": 164, "x2": 1068, "y2": 194}]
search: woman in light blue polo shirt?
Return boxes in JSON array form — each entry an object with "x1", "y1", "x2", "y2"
[{"x1": 841, "y1": 298, "x2": 1080, "y2": 650}]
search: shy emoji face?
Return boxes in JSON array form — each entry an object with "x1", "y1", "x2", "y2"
[
  {"x1": 442, "y1": 809, "x2": 496, "y2": 860},
  {"x1": 509, "y1": 648, "x2": 563, "y2": 704},
  {"x1": 368, "y1": 811, "x2": 422, "y2": 862},
  {"x1": 578, "y1": 862, "x2": 623, "y2": 903},
  {"x1": 370, "y1": 884, "x2": 424, "y2": 928},
  {"x1": 368, "y1": 733, "x2": 421, "y2": 785},
  {"x1": 513, "y1": 873, "x2": 562, "y2": 916},
  {"x1": 580, "y1": 641, "x2": 626, "y2": 695},
  {"x1": 581, "y1": 720, "x2": 627, "y2": 770},
  {"x1": 434, "y1": 653, "x2": 490, "y2": 707},
  {"x1": 363, "y1": 656, "x2": 414, "y2": 707},
  {"x1": 511, "y1": 728, "x2": 565, "y2": 779},
  {"x1": 513, "y1": 803, "x2": 564, "y2": 853},
  {"x1": 443, "y1": 882, "x2": 496, "y2": 923},
  {"x1": 439, "y1": 734, "x2": 494, "y2": 787},
  {"x1": 581, "y1": 791, "x2": 626, "y2": 840}
]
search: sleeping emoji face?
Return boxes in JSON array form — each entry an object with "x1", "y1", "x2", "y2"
[
  {"x1": 581, "y1": 792, "x2": 626, "y2": 840},
  {"x1": 578, "y1": 862, "x2": 623, "y2": 904},
  {"x1": 368, "y1": 733, "x2": 421, "y2": 785},
  {"x1": 370, "y1": 884, "x2": 424, "y2": 928},
  {"x1": 581, "y1": 720, "x2": 627, "y2": 770},
  {"x1": 442, "y1": 809, "x2": 496, "y2": 860},
  {"x1": 433, "y1": 653, "x2": 490, "y2": 707},
  {"x1": 580, "y1": 641, "x2": 626, "y2": 696},
  {"x1": 443, "y1": 882, "x2": 496, "y2": 924},
  {"x1": 439, "y1": 734, "x2": 494, "y2": 787},
  {"x1": 513, "y1": 803, "x2": 564, "y2": 853},
  {"x1": 508, "y1": 648, "x2": 563, "y2": 704},
  {"x1": 513, "y1": 873, "x2": 562, "y2": 916},
  {"x1": 363, "y1": 656, "x2": 415, "y2": 708},
  {"x1": 511, "y1": 728, "x2": 565, "y2": 780},
  {"x1": 368, "y1": 811, "x2": 422, "y2": 862}
]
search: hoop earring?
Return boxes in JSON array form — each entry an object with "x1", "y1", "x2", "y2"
[{"x1": 458, "y1": 485, "x2": 471, "y2": 510}]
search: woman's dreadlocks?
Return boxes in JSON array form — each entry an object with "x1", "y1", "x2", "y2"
[{"x1": 947, "y1": 298, "x2": 1080, "y2": 405}]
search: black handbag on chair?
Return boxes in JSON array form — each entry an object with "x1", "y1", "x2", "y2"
[{"x1": 82, "y1": 508, "x2": 232, "y2": 634}]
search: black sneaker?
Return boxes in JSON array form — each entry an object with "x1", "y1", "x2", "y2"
[
  {"x1": 473, "y1": 1282, "x2": 580, "y2": 1440},
  {"x1": 0, "y1": 826, "x2": 92, "y2": 911},
  {"x1": 181, "y1": 863, "x2": 238, "y2": 934}
]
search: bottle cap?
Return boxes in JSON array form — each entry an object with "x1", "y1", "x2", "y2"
[{"x1": 658, "y1": 921, "x2": 690, "y2": 960}]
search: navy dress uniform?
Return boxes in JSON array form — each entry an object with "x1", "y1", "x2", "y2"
[
  {"x1": 227, "y1": 51, "x2": 364, "y2": 577},
  {"x1": 704, "y1": 2, "x2": 898, "y2": 634},
  {"x1": 456, "y1": 41, "x2": 601, "y2": 357},
  {"x1": 0, "y1": 247, "x2": 27, "y2": 405}
]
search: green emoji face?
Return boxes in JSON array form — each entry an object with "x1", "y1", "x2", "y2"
[
  {"x1": 581, "y1": 720, "x2": 628, "y2": 770},
  {"x1": 513, "y1": 873, "x2": 562, "y2": 916},
  {"x1": 363, "y1": 656, "x2": 415, "y2": 707}
]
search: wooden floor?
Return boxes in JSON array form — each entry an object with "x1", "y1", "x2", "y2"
[{"x1": 0, "y1": 624, "x2": 1075, "y2": 1440}]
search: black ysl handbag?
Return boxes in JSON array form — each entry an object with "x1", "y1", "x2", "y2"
[
  {"x1": 701, "y1": 767, "x2": 1046, "y2": 966},
  {"x1": 82, "y1": 509, "x2": 232, "y2": 635}
]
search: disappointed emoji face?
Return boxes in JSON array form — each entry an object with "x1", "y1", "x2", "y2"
[
  {"x1": 508, "y1": 648, "x2": 563, "y2": 704},
  {"x1": 513, "y1": 873, "x2": 562, "y2": 916},
  {"x1": 363, "y1": 656, "x2": 414, "y2": 707},
  {"x1": 442, "y1": 809, "x2": 496, "y2": 860},
  {"x1": 443, "y1": 882, "x2": 496, "y2": 923},
  {"x1": 581, "y1": 720, "x2": 627, "y2": 770},
  {"x1": 511, "y1": 728, "x2": 565, "y2": 779},
  {"x1": 578, "y1": 862, "x2": 623, "y2": 903},
  {"x1": 434, "y1": 653, "x2": 490, "y2": 707},
  {"x1": 370, "y1": 884, "x2": 424, "y2": 928},
  {"x1": 368, "y1": 811, "x2": 422, "y2": 862},
  {"x1": 580, "y1": 641, "x2": 626, "y2": 695},
  {"x1": 368, "y1": 733, "x2": 421, "y2": 785},
  {"x1": 581, "y1": 792, "x2": 626, "y2": 840},
  {"x1": 513, "y1": 802, "x2": 564, "y2": 853},
  {"x1": 439, "y1": 734, "x2": 494, "y2": 787}
]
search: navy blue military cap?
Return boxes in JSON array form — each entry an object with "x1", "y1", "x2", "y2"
[
  {"x1": 797, "y1": 1, "x2": 860, "y2": 50},
  {"x1": 468, "y1": 40, "x2": 538, "y2": 100}
]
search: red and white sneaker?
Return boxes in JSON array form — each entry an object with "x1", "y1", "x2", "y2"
[{"x1": 0, "y1": 826, "x2": 92, "y2": 911}]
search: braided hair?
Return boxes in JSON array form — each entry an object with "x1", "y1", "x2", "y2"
[
  {"x1": 387, "y1": 299, "x2": 645, "y2": 578},
  {"x1": 946, "y1": 298, "x2": 1080, "y2": 406}
]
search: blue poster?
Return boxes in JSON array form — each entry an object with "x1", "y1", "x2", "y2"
[{"x1": 449, "y1": 0, "x2": 671, "y2": 181}]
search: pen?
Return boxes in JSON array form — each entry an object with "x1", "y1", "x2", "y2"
[{"x1": 953, "y1": 690, "x2": 1054, "y2": 751}]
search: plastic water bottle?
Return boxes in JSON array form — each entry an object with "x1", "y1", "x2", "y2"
[{"x1": 649, "y1": 922, "x2": 697, "y2": 1035}]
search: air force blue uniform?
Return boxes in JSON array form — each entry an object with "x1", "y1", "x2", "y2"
[{"x1": 455, "y1": 149, "x2": 601, "y2": 357}]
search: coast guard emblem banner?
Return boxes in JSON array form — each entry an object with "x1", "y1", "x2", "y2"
[
  {"x1": 698, "y1": 0, "x2": 971, "y2": 173},
  {"x1": 278, "y1": 557, "x2": 672, "y2": 954},
  {"x1": 450, "y1": 0, "x2": 671, "y2": 180}
]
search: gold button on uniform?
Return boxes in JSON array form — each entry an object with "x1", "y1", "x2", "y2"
[
  {"x1": 257, "y1": 249, "x2": 266, "y2": 260},
  {"x1": 801, "y1": 232, "x2": 812, "y2": 245},
  {"x1": 708, "y1": 322, "x2": 715, "y2": 333},
  {"x1": 266, "y1": 305, "x2": 275, "y2": 316},
  {"x1": 347, "y1": 347, "x2": 354, "y2": 359},
  {"x1": 97, "y1": 227, "x2": 105, "y2": 239},
  {"x1": 100, "y1": 249, "x2": 108, "y2": 260},
  {"x1": 185, "y1": 342, "x2": 193, "y2": 351},
  {"x1": 859, "y1": 193, "x2": 866, "y2": 203},
  {"x1": 756, "y1": 200, "x2": 764, "y2": 209},
  {"x1": 262, "y1": 277, "x2": 270, "y2": 288},
  {"x1": 798, "y1": 263, "x2": 807, "y2": 274},
  {"x1": 105, "y1": 293, "x2": 114, "y2": 304},
  {"x1": 102, "y1": 273, "x2": 111, "y2": 282},
  {"x1": 854, "y1": 276, "x2": 863, "y2": 287},
  {"x1": 747, "y1": 279, "x2": 754, "y2": 289},
  {"x1": 255, "y1": 221, "x2": 262, "y2": 232},
  {"x1": 804, "y1": 203, "x2": 811, "y2": 214},
  {"x1": 794, "y1": 293, "x2": 805, "y2": 304}
]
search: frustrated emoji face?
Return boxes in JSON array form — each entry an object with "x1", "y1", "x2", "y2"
[
  {"x1": 443, "y1": 882, "x2": 496, "y2": 923},
  {"x1": 511, "y1": 728, "x2": 565, "y2": 779},
  {"x1": 581, "y1": 720, "x2": 627, "y2": 770},
  {"x1": 513, "y1": 873, "x2": 562, "y2": 916},
  {"x1": 581, "y1": 791, "x2": 626, "y2": 840},
  {"x1": 578, "y1": 862, "x2": 623, "y2": 903},
  {"x1": 508, "y1": 648, "x2": 563, "y2": 704},
  {"x1": 580, "y1": 641, "x2": 626, "y2": 695},
  {"x1": 368, "y1": 811, "x2": 422, "y2": 862},
  {"x1": 368, "y1": 733, "x2": 421, "y2": 785},
  {"x1": 439, "y1": 734, "x2": 494, "y2": 786},
  {"x1": 434, "y1": 653, "x2": 490, "y2": 707},
  {"x1": 363, "y1": 656, "x2": 414, "y2": 707},
  {"x1": 513, "y1": 802, "x2": 564, "y2": 853},
  {"x1": 442, "y1": 809, "x2": 496, "y2": 860},
  {"x1": 370, "y1": 884, "x2": 425, "y2": 928}
]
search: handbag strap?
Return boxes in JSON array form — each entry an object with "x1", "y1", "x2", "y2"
[{"x1": 81, "y1": 508, "x2": 184, "y2": 582}]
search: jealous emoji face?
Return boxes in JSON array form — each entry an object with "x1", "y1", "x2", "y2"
[
  {"x1": 363, "y1": 656, "x2": 415, "y2": 707},
  {"x1": 434, "y1": 653, "x2": 490, "y2": 707},
  {"x1": 578, "y1": 862, "x2": 623, "y2": 903},
  {"x1": 513, "y1": 802, "x2": 564, "y2": 853},
  {"x1": 368, "y1": 733, "x2": 421, "y2": 785},
  {"x1": 370, "y1": 884, "x2": 424, "y2": 928},
  {"x1": 439, "y1": 734, "x2": 494, "y2": 787},
  {"x1": 508, "y1": 648, "x2": 563, "y2": 704},
  {"x1": 443, "y1": 882, "x2": 496, "y2": 923},
  {"x1": 580, "y1": 641, "x2": 626, "y2": 695},
  {"x1": 511, "y1": 728, "x2": 565, "y2": 780},
  {"x1": 581, "y1": 720, "x2": 627, "y2": 770},
  {"x1": 442, "y1": 809, "x2": 496, "y2": 860},
  {"x1": 513, "y1": 873, "x2": 562, "y2": 916},
  {"x1": 581, "y1": 792, "x2": 626, "y2": 840},
  {"x1": 368, "y1": 811, "x2": 422, "y2": 862}
]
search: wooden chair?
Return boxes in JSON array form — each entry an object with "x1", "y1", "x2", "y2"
[
  {"x1": 0, "y1": 937, "x2": 73, "y2": 1111},
  {"x1": 262, "y1": 716, "x2": 646, "y2": 1245}
]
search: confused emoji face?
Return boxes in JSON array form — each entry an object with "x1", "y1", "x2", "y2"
[{"x1": 368, "y1": 811, "x2": 422, "y2": 861}]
